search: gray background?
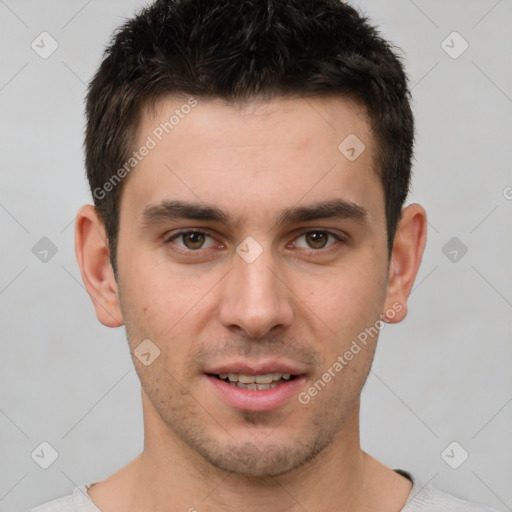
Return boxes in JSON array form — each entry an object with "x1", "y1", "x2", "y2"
[{"x1": 1, "y1": 0, "x2": 511, "y2": 510}]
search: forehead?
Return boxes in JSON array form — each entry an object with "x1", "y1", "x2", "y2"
[
  {"x1": 142, "y1": 94, "x2": 374, "y2": 155},
  {"x1": 121, "y1": 95, "x2": 383, "y2": 228}
]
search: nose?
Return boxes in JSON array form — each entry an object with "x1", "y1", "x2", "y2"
[{"x1": 218, "y1": 247, "x2": 294, "y2": 338}]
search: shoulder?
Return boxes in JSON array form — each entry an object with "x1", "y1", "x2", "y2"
[
  {"x1": 28, "y1": 484, "x2": 100, "y2": 512},
  {"x1": 401, "y1": 473, "x2": 499, "y2": 512},
  {"x1": 29, "y1": 494, "x2": 76, "y2": 512}
]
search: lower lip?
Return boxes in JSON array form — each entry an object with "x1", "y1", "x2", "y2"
[{"x1": 205, "y1": 375, "x2": 306, "y2": 412}]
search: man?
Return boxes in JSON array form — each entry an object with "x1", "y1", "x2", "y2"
[{"x1": 31, "y1": 0, "x2": 498, "y2": 510}]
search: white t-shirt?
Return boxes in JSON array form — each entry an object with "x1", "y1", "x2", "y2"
[{"x1": 28, "y1": 470, "x2": 499, "y2": 511}]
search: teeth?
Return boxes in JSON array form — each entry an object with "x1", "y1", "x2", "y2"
[
  {"x1": 239, "y1": 374, "x2": 256, "y2": 384},
  {"x1": 236, "y1": 381, "x2": 280, "y2": 390},
  {"x1": 216, "y1": 372, "x2": 295, "y2": 390},
  {"x1": 255, "y1": 374, "x2": 274, "y2": 384},
  {"x1": 218, "y1": 372, "x2": 293, "y2": 384}
]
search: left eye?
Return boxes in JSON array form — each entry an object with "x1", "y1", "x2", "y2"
[
  {"x1": 292, "y1": 231, "x2": 339, "y2": 250},
  {"x1": 169, "y1": 231, "x2": 217, "y2": 250}
]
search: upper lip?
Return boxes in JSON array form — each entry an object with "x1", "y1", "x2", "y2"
[{"x1": 205, "y1": 360, "x2": 307, "y2": 376}]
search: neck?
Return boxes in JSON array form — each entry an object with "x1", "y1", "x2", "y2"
[
  {"x1": 126, "y1": 400, "x2": 372, "y2": 512},
  {"x1": 88, "y1": 396, "x2": 411, "y2": 512}
]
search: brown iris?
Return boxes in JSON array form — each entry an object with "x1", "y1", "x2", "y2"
[
  {"x1": 305, "y1": 231, "x2": 329, "y2": 249},
  {"x1": 182, "y1": 232, "x2": 206, "y2": 250}
]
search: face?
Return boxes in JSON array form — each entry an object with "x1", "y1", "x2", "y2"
[{"x1": 115, "y1": 95, "x2": 393, "y2": 477}]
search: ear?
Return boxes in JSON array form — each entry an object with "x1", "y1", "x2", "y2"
[
  {"x1": 382, "y1": 204, "x2": 427, "y2": 323},
  {"x1": 75, "y1": 205, "x2": 124, "y2": 327}
]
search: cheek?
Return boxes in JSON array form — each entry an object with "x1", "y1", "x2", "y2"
[
  {"x1": 118, "y1": 243, "x2": 173, "y2": 301},
  {"x1": 294, "y1": 260, "x2": 387, "y2": 343},
  {"x1": 297, "y1": 265, "x2": 385, "y2": 403},
  {"x1": 117, "y1": 250, "x2": 220, "y2": 353}
]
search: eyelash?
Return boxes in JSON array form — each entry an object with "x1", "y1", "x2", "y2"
[{"x1": 164, "y1": 229, "x2": 345, "y2": 255}]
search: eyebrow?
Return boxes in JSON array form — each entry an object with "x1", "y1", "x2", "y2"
[
  {"x1": 273, "y1": 199, "x2": 368, "y2": 228},
  {"x1": 141, "y1": 200, "x2": 233, "y2": 226},
  {"x1": 141, "y1": 198, "x2": 368, "y2": 229}
]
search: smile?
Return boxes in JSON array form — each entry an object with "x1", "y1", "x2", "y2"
[
  {"x1": 213, "y1": 372, "x2": 295, "y2": 390},
  {"x1": 205, "y1": 370, "x2": 305, "y2": 412}
]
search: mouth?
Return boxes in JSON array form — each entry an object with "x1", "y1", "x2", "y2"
[
  {"x1": 208, "y1": 372, "x2": 297, "y2": 391},
  {"x1": 204, "y1": 366, "x2": 306, "y2": 412}
]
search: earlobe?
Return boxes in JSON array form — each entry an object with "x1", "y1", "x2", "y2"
[
  {"x1": 75, "y1": 205, "x2": 124, "y2": 327},
  {"x1": 382, "y1": 204, "x2": 427, "y2": 324}
]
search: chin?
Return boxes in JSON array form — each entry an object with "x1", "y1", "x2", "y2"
[{"x1": 193, "y1": 433, "x2": 331, "y2": 478}]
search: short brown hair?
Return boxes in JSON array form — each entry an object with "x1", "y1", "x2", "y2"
[{"x1": 85, "y1": 0, "x2": 414, "y2": 272}]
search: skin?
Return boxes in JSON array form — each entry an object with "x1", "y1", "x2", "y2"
[{"x1": 76, "y1": 95, "x2": 427, "y2": 512}]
